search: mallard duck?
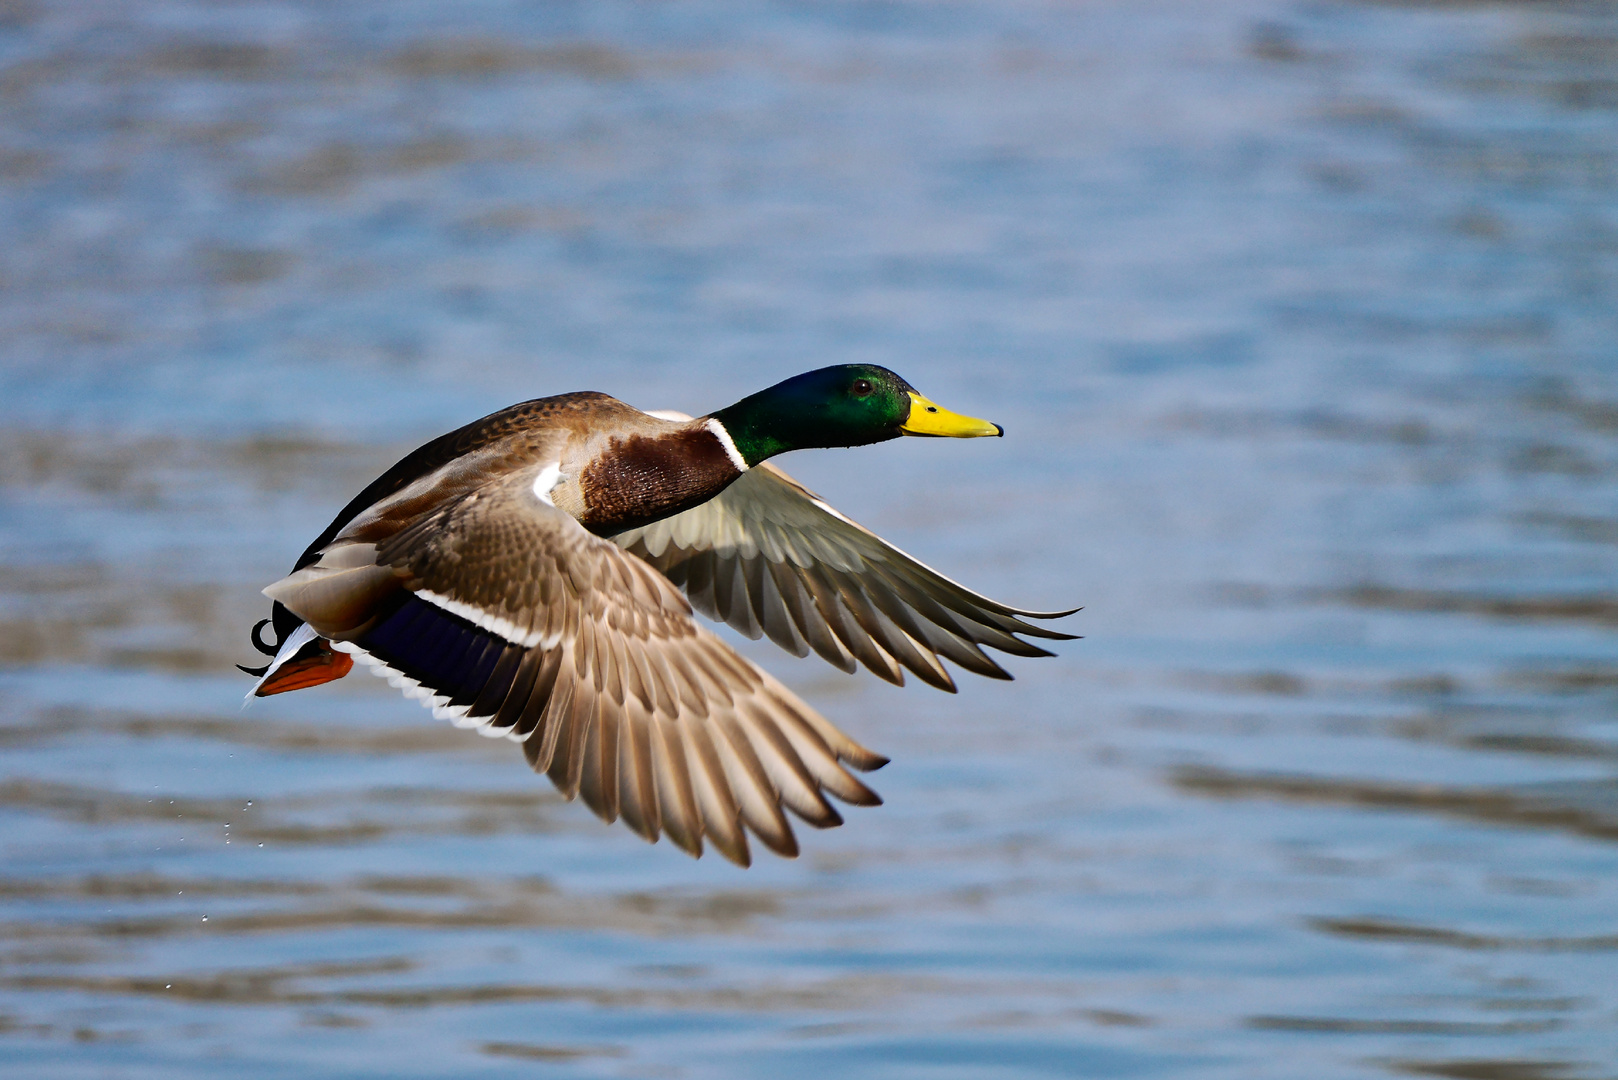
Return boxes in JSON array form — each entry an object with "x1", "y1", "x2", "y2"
[{"x1": 242, "y1": 365, "x2": 1076, "y2": 865}]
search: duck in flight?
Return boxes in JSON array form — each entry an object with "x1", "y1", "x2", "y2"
[{"x1": 242, "y1": 365, "x2": 1076, "y2": 865}]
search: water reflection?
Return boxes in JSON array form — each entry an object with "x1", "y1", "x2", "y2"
[
  {"x1": 1176, "y1": 767, "x2": 1618, "y2": 844},
  {"x1": 2, "y1": 0, "x2": 1617, "y2": 1077},
  {"x1": 1386, "y1": 1060, "x2": 1592, "y2": 1080}
]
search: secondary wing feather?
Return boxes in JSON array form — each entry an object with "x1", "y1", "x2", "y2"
[{"x1": 611, "y1": 463, "x2": 1077, "y2": 692}]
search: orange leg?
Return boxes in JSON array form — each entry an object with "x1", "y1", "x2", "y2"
[{"x1": 255, "y1": 641, "x2": 355, "y2": 696}]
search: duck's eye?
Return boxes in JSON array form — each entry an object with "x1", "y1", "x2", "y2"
[{"x1": 851, "y1": 379, "x2": 873, "y2": 397}]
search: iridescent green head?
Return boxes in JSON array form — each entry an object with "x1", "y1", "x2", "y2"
[{"x1": 709, "y1": 364, "x2": 1002, "y2": 468}]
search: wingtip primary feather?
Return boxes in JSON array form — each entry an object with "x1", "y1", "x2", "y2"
[{"x1": 1015, "y1": 604, "x2": 1084, "y2": 620}]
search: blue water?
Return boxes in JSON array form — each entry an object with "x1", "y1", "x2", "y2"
[{"x1": 2, "y1": 1, "x2": 1617, "y2": 1077}]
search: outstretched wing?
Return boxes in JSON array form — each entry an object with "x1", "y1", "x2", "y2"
[
  {"x1": 263, "y1": 467, "x2": 885, "y2": 867},
  {"x1": 611, "y1": 463, "x2": 1078, "y2": 692}
]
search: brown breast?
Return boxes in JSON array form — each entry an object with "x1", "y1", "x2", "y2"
[{"x1": 577, "y1": 426, "x2": 742, "y2": 534}]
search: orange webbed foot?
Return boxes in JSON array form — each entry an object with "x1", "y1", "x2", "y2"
[{"x1": 255, "y1": 640, "x2": 355, "y2": 696}]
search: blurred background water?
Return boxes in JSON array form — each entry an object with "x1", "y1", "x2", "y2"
[{"x1": 1, "y1": 0, "x2": 1617, "y2": 1077}]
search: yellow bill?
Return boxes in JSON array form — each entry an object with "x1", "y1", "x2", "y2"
[{"x1": 900, "y1": 392, "x2": 1003, "y2": 438}]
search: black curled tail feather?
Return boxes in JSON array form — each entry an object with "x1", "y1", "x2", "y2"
[
  {"x1": 237, "y1": 601, "x2": 303, "y2": 678},
  {"x1": 249, "y1": 618, "x2": 280, "y2": 656},
  {"x1": 236, "y1": 622, "x2": 276, "y2": 677}
]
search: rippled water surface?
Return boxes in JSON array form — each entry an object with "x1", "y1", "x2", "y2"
[{"x1": 3, "y1": 1, "x2": 1618, "y2": 1077}]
